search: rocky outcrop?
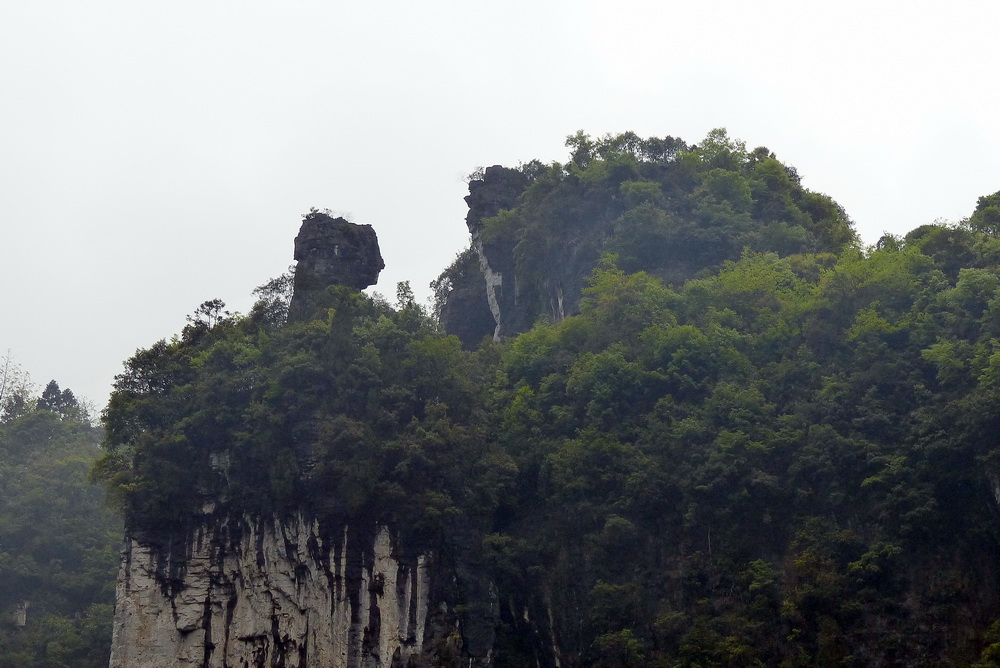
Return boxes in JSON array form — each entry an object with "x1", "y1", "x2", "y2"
[
  {"x1": 461, "y1": 166, "x2": 529, "y2": 342},
  {"x1": 452, "y1": 165, "x2": 595, "y2": 346},
  {"x1": 289, "y1": 212, "x2": 385, "y2": 321},
  {"x1": 110, "y1": 513, "x2": 484, "y2": 668}
]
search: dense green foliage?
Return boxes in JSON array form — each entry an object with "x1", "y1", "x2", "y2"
[
  {"x1": 90, "y1": 134, "x2": 1000, "y2": 665},
  {"x1": 436, "y1": 130, "x2": 856, "y2": 345},
  {"x1": 0, "y1": 383, "x2": 119, "y2": 668},
  {"x1": 95, "y1": 283, "x2": 512, "y2": 550},
  {"x1": 484, "y1": 243, "x2": 1000, "y2": 666}
]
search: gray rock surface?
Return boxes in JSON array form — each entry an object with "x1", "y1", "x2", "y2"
[
  {"x1": 110, "y1": 515, "x2": 434, "y2": 668},
  {"x1": 461, "y1": 166, "x2": 529, "y2": 342},
  {"x1": 288, "y1": 212, "x2": 385, "y2": 321}
]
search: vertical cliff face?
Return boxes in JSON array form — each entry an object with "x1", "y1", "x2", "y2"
[
  {"x1": 110, "y1": 513, "x2": 485, "y2": 668},
  {"x1": 462, "y1": 166, "x2": 531, "y2": 343},
  {"x1": 104, "y1": 212, "x2": 507, "y2": 666},
  {"x1": 449, "y1": 164, "x2": 604, "y2": 346}
]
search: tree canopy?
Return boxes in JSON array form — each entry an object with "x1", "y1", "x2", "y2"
[
  {"x1": 0, "y1": 380, "x2": 119, "y2": 668},
  {"x1": 84, "y1": 149, "x2": 1000, "y2": 665},
  {"x1": 437, "y1": 129, "x2": 856, "y2": 346}
]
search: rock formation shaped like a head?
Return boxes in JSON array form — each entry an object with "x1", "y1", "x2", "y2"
[{"x1": 288, "y1": 211, "x2": 385, "y2": 321}]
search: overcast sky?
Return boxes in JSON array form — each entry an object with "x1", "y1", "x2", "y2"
[{"x1": 3, "y1": 0, "x2": 999, "y2": 408}]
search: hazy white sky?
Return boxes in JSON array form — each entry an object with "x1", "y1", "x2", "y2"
[{"x1": 2, "y1": 0, "x2": 999, "y2": 406}]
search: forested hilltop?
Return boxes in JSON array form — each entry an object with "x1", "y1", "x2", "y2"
[
  {"x1": 435, "y1": 129, "x2": 854, "y2": 346},
  {"x1": 90, "y1": 131, "x2": 1000, "y2": 666}
]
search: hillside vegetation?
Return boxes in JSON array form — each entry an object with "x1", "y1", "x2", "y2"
[
  {"x1": 90, "y1": 132, "x2": 1000, "y2": 666},
  {"x1": 0, "y1": 381, "x2": 120, "y2": 668},
  {"x1": 436, "y1": 129, "x2": 855, "y2": 346}
]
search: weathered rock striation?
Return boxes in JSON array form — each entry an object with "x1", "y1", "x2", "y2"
[
  {"x1": 109, "y1": 513, "x2": 479, "y2": 668},
  {"x1": 449, "y1": 164, "x2": 598, "y2": 347},
  {"x1": 288, "y1": 211, "x2": 385, "y2": 321},
  {"x1": 462, "y1": 166, "x2": 530, "y2": 343}
]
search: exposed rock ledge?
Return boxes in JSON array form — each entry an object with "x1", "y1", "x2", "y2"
[{"x1": 110, "y1": 514, "x2": 443, "y2": 668}]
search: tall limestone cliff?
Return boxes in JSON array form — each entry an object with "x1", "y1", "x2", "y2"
[
  {"x1": 99, "y1": 151, "x2": 1000, "y2": 667},
  {"x1": 109, "y1": 513, "x2": 495, "y2": 668},
  {"x1": 462, "y1": 166, "x2": 531, "y2": 343},
  {"x1": 107, "y1": 214, "x2": 497, "y2": 668}
]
